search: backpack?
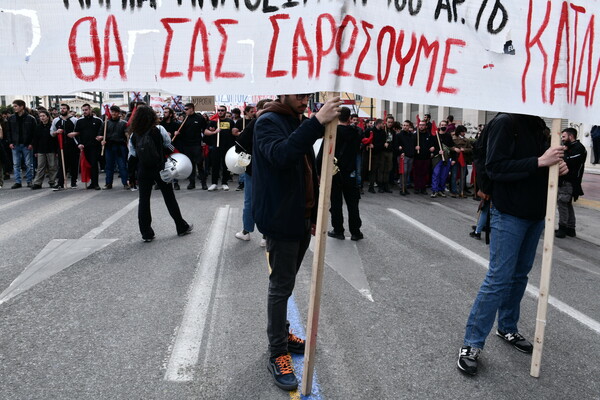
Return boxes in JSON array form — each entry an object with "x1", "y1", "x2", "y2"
[{"x1": 135, "y1": 127, "x2": 163, "y2": 169}]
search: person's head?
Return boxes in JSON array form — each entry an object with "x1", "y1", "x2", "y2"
[
  {"x1": 231, "y1": 108, "x2": 241, "y2": 119},
  {"x1": 386, "y1": 115, "x2": 395, "y2": 129},
  {"x1": 402, "y1": 120, "x2": 412, "y2": 131},
  {"x1": 350, "y1": 113, "x2": 359, "y2": 125},
  {"x1": 59, "y1": 104, "x2": 70, "y2": 116},
  {"x1": 424, "y1": 113, "x2": 431, "y2": 122},
  {"x1": 12, "y1": 100, "x2": 26, "y2": 115},
  {"x1": 244, "y1": 105, "x2": 256, "y2": 119},
  {"x1": 374, "y1": 119, "x2": 384, "y2": 129},
  {"x1": 438, "y1": 119, "x2": 448, "y2": 133},
  {"x1": 339, "y1": 107, "x2": 351, "y2": 123},
  {"x1": 256, "y1": 99, "x2": 272, "y2": 111},
  {"x1": 392, "y1": 121, "x2": 402, "y2": 132},
  {"x1": 418, "y1": 120, "x2": 428, "y2": 132},
  {"x1": 455, "y1": 125, "x2": 467, "y2": 136},
  {"x1": 447, "y1": 115, "x2": 454, "y2": 123},
  {"x1": 110, "y1": 105, "x2": 121, "y2": 120},
  {"x1": 163, "y1": 107, "x2": 175, "y2": 120},
  {"x1": 128, "y1": 105, "x2": 157, "y2": 135},
  {"x1": 278, "y1": 93, "x2": 313, "y2": 115},
  {"x1": 38, "y1": 110, "x2": 50, "y2": 124},
  {"x1": 478, "y1": 124, "x2": 485, "y2": 132},
  {"x1": 561, "y1": 127, "x2": 578, "y2": 144},
  {"x1": 184, "y1": 103, "x2": 195, "y2": 116},
  {"x1": 216, "y1": 105, "x2": 228, "y2": 119},
  {"x1": 81, "y1": 104, "x2": 92, "y2": 117}
]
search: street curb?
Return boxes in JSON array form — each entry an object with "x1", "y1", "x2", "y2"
[
  {"x1": 585, "y1": 166, "x2": 600, "y2": 175},
  {"x1": 576, "y1": 197, "x2": 600, "y2": 211}
]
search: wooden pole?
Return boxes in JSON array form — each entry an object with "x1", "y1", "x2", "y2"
[
  {"x1": 59, "y1": 147, "x2": 67, "y2": 186},
  {"x1": 172, "y1": 115, "x2": 188, "y2": 142},
  {"x1": 101, "y1": 113, "x2": 108, "y2": 156},
  {"x1": 531, "y1": 118, "x2": 562, "y2": 378},
  {"x1": 435, "y1": 131, "x2": 445, "y2": 162},
  {"x1": 368, "y1": 147, "x2": 372, "y2": 171},
  {"x1": 216, "y1": 117, "x2": 221, "y2": 148},
  {"x1": 301, "y1": 93, "x2": 339, "y2": 396}
]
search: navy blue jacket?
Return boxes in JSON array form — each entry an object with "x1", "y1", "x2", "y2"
[{"x1": 252, "y1": 112, "x2": 323, "y2": 241}]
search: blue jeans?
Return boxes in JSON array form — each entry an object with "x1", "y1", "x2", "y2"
[
  {"x1": 475, "y1": 201, "x2": 490, "y2": 233},
  {"x1": 464, "y1": 206, "x2": 544, "y2": 349},
  {"x1": 104, "y1": 144, "x2": 128, "y2": 186},
  {"x1": 431, "y1": 160, "x2": 450, "y2": 193},
  {"x1": 12, "y1": 145, "x2": 34, "y2": 184},
  {"x1": 242, "y1": 174, "x2": 255, "y2": 233},
  {"x1": 355, "y1": 154, "x2": 362, "y2": 187},
  {"x1": 450, "y1": 163, "x2": 458, "y2": 194}
]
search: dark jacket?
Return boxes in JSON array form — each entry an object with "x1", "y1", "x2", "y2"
[
  {"x1": 205, "y1": 118, "x2": 234, "y2": 149},
  {"x1": 75, "y1": 115, "x2": 103, "y2": 147},
  {"x1": 396, "y1": 130, "x2": 416, "y2": 158},
  {"x1": 32, "y1": 122, "x2": 57, "y2": 154},
  {"x1": 335, "y1": 124, "x2": 361, "y2": 173},
  {"x1": 371, "y1": 127, "x2": 389, "y2": 154},
  {"x1": 160, "y1": 119, "x2": 181, "y2": 137},
  {"x1": 414, "y1": 130, "x2": 435, "y2": 160},
  {"x1": 7, "y1": 112, "x2": 37, "y2": 146},
  {"x1": 252, "y1": 107, "x2": 323, "y2": 241},
  {"x1": 103, "y1": 118, "x2": 127, "y2": 145},
  {"x1": 176, "y1": 113, "x2": 205, "y2": 146},
  {"x1": 560, "y1": 140, "x2": 587, "y2": 199},
  {"x1": 486, "y1": 114, "x2": 549, "y2": 220}
]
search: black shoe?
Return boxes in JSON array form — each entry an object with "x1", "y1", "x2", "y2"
[
  {"x1": 202, "y1": 184, "x2": 208, "y2": 190},
  {"x1": 142, "y1": 235, "x2": 155, "y2": 243},
  {"x1": 469, "y1": 231, "x2": 481, "y2": 240},
  {"x1": 327, "y1": 230, "x2": 345, "y2": 240},
  {"x1": 87, "y1": 185, "x2": 101, "y2": 190},
  {"x1": 26, "y1": 182, "x2": 33, "y2": 188},
  {"x1": 52, "y1": 186, "x2": 64, "y2": 191},
  {"x1": 457, "y1": 346, "x2": 481, "y2": 376},
  {"x1": 421, "y1": 189, "x2": 428, "y2": 195},
  {"x1": 377, "y1": 187, "x2": 384, "y2": 193},
  {"x1": 368, "y1": 186, "x2": 376, "y2": 194},
  {"x1": 267, "y1": 354, "x2": 298, "y2": 391},
  {"x1": 351, "y1": 232, "x2": 364, "y2": 241},
  {"x1": 187, "y1": 183, "x2": 195, "y2": 190},
  {"x1": 414, "y1": 190, "x2": 421, "y2": 195},
  {"x1": 400, "y1": 190, "x2": 406, "y2": 196},
  {"x1": 178, "y1": 224, "x2": 193, "y2": 236},
  {"x1": 31, "y1": 184, "x2": 42, "y2": 190},
  {"x1": 496, "y1": 330, "x2": 533, "y2": 353},
  {"x1": 565, "y1": 227, "x2": 576, "y2": 237},
  {"x1": 11, "y1": 183, "x2": 22, "y2": 189},
  {"x1": 287, "y1": 331, "x2": 305, "y2": 354},
  {"x1": 236, "y1": 183, "x2": 244, "y2": 191},
  {"x1": 103, "y1": 184, "x2": 113, "y2": 190},
  {"x1": 173, "y1": 182, "x2": 180, "y2": 190},
  {"x1": 555, "y1": 229, "x2": 566, "y2": 238}
]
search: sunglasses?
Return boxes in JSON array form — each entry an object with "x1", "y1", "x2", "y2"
[
  {"x1": 218, "y1": 109, "x2": 227, "y2": 112},
  {"x1": 295, "y1": 94, "x2": 313, "y2": 101}
]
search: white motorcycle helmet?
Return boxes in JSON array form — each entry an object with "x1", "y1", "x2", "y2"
[
  {"x1": 225, "y1": 146, "x2": 247, "y2": 174},
  {"x1": 160, "y1": 153, "x2": 193, "y2": 183}
]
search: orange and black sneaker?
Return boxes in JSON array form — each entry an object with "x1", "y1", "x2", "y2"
[
  {"x1": 267, "y1": 353, "x2": 298, "y2": 391},
  {"x1": 287, "y1": 331, "x2": 305, "y2": 354}
]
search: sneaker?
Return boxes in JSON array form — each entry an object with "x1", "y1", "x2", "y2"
[
  {"x1": 438, "y1": 191, "x2": 447, "y2": 198},
  {"x1": 178, "y1": 224, "x2": 194, "y2": 237},
  {"x1": 287, "y1": 331, "x2": 305, "y2": 354},
  {"x1": 327, "y1": 230, "x2": 345, "y2": 240},
  {"x1": 351, "y1": 232, "x2": 364, "y2": 241},
  {"x1": 235, "y1": 230, "x2": 250, "y2": 241},
  {"x1": 142, "y1": 235, "x2": 155, "y2": 243},
  {"x1": 52, "y1": 186, "x2": 64, "y2": 191},
  {"x1": 496, "y1": 330, "x2": 533, "y2": 353},
  {"x1": 11, "y1": 183, "x2": 22, "y2": 189},
  {"x1": 469, "y1": 231, "x2": 481, "y2": 240},
  {"x1": 201, "y1": 184, "x2": 208, "y2": 190},
  {"x1": 130, "y1": 186, "x2": 138, "y2": 192},
  {"x1": 221, "y1": 184, "x2": 229, "y2": 191},
  {"x1": 208, "y1": 184, "x2": 218, "y2": 191},
  {"x1": 103, "y1": 184, "x2": 113, "y2": 190},
  {"x1": 430, "y1": 192, "x2": 437, "y2": 198},
  {"x1": 260, "y1": 237, "x2": 267, "y2": 247},
  {"x1": 267, "y1": 354, "x2": 298, "y2": 391},
  {"x1": 173, "y1": 182, "x2": 180, "y2": 190},
  {"x1": 70, "y1": 183, "x2": 78, "y2": 189},
  {"x1": 457, "y1": 346, "x2": 481, "y2": 376},
  {"x1": 87, "y1": 185, "x2": 101, "y2": 190},
  {"x1": 31, "y1": 184, "x2": 42, "y2": 190},
  {"x1": 236, "y1": 183, "x2": 244, "y2": 191}
]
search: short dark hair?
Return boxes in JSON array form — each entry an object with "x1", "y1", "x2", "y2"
[
  {"x1": 375, "y1": 119, "x2": 384, "y2": 126},
  {"x1": 244, "y1": 105, "x2": 256, "y2": 114},
  {"x1": 82, "y1": 103, "x2": 91, "y2": 109},
  {"x1": 38, "y1": 110, "x2": 50, "y2": 119},
  {"x1": 350, "y1": 113, "x2": 359, "y2": 119},
  {"x1": 110, "y1": 105, "x2": 121, "y2": 112},
  {"x1": 562, "y1": 127, "x2": 578, "y2": 138},
  {"x1": 339, "y1": 107, "x2": 350, "y2": 122},
  {"x1": 256, "y1": 99, "x2": 272, "y2": 111},
  {"x1": 231, "y1": 108, "x2": 241, "y2": 115},
  {"x1": 455, "y1": 125, "x2": 467, "y2": 134},
  {"x1": 386, "y1": 115, "x2": 394, "y2": 121},
  {"x1": 12, "y1": 99, "x2": 26, "y2": 108},
  {"x1": 184, "y1": 103, "x2": 195, "y2": 110},
  {"x1": 447, "y1": 115, "x2": 454, "y2": 122}
]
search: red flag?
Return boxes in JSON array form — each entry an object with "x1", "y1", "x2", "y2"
[
  {"x1": 126, "y1": 105, "x2": 137, "y2": 127},
  {"x1": 416, "y1": 114, "x2": 421, "y2": 126},
  {"x1": 80, "y1": 150, "x2": 91, "y2": 183},
  {"x1": 57, "y1": 131, "x2": 64, "y2": 150},
  {"x1": 471, "y1": 162, "x2": 477, "y2": 184},
  {"x1": 399, "y1": 156, "x2": 405, "y2": 174},
  {"x1": 361, "y1": 131, "x2": 374, "y2": 145},
  {"x1": 458, "y1": 151, "x2": 466, "y2": 167},
  {"x1": 431, "y1": 120, "x2": 437, "y2": 136},
  {"x1": 103, "y1": 104, "x2": 111, "y2": 116}
]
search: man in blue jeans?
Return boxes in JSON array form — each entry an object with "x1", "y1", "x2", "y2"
[
  {"x1": 6, "y1": 100, "x2": 37, "y2": 188},
  {"x1": 457, "y1": 114, "x2": 568, "y2": 376}
]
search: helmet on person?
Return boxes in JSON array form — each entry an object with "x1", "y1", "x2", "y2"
[
  {"x1": 160, "y1": 152, "x2": 192, "y2": 183},
  {"x1": 225, "y1": 146, "x2": 246, "y2": 174}
]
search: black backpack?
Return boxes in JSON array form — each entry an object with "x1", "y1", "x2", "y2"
[{"x1": 135, "y1": 127, "x2": 163, "y2": 169}]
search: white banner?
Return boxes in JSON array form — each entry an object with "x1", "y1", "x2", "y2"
[{"x1": 1, "y1": 1, "x2": 599, "y2": 123}]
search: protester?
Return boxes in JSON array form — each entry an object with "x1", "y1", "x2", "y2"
[
  {"x1": 430, "y1": 120, "x2": 453, "y2": 198},
  {"x1": 457, "y1": 113, "x2": 568, "y2": 376},
  {"x1": 128, "y1": 105, "x2": 193, "y2": 242},
  {"x1": 413, "y1": 120, "x2": 435, "y2": 195},
  {"x1": 173, "y1": 103, "x2": 207, "y2": 190},
  {"x1": 555, "y1": 127, "x2": 587, "y2": 239},
  {"x1": 6, "y1": 100, "x2": 37, "y2": 188},
  {"x1": 31, "y1": 110, "x2": 58, "y2": 189},
  {"x1": 205, "y1": 106, "x2": 235, "y2": 191},
  {"x1": 74, "y1": 104, "x2": 103, "y2": 190},
  {"x1": 253, "y1": 93, "x2": 342, "y2": 391},
  {"x1": 591, "y1": 125, "x2": 600, "y2": 164},
  {"x1": 101, "y1": 105, "x2": 129, "y2": 190}
]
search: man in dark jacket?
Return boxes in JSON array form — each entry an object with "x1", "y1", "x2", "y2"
[
  {"x1": 51, "y1": 103, "x2": 80, "y2": 189},
  {"x1": 396, "y1": 120, "x2": 416, "y2": 194},
  {"x1": 101, "y1": 105, "x2": 129, "y2": 189},
  {"x1": 413, "y1": 120, "x2": 436, "y2": 194},
  {"x1": 74, "y1": 104, "x2": 103, "y2": 190},
  {"x1": 173, "y1": 103, "x2": 207, "y2": 190},
  {"x1": 591, "y1": 125, "x2": 600, "y2": 164},
  {"x1": 555, "y1": 127, "x2": 587, "y2": 238},
  {"x1": 6, "y1": 99, "x2": 37, "y2": 188},
  {"x1": 457, "y1": 113, "x2": 568, "y2": 376},
  {"x1": 253, "y1": 93, "x2": 341, "y2": 391}
]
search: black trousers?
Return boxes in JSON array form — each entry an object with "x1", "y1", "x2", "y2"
[
  {"x1": 57, "y1": 144, "x2": 80, "y2": 186},
  {"x1": 266, "y1": 220, "x2": 311, "y2": 356},
  {"x1": 209, "y1": 146, "x2": 231, "y2": 185},
  {"x1": 137, "y1": 167, "x2": 189, "y2": 240},
  {"x1": 330, "y1": 173, "x2": 362, "y2": 235}
]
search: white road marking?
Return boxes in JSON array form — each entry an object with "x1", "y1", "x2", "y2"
[
  {"x1": 388, "y1": 208, "x2": 600, "y2": 335},
  {"x1": 82, "y1": 199, "x2": 138, "y2": 239},
  {"x1": 164, "y1": 206, "x2": 230, "y2": 382},
  {"x1": 0, "y1": 189, "x2": 52, "y2": 212}
]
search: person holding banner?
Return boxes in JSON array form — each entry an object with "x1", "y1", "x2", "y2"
[
  {"x1": 51, "y1": 104, "x2": 80, "y2": 190},
  {"x1": 253, "y1": 93, "x2": 342, "y2": 391},
  {"x1": 457, "y1": 113, "x2": 568, "y2": 376},
  {"x1": 74, "y1": 104, "x2": 103, "y2": 190},
  {"x1": 101, "y1": 106, "x2": 129, "y2": 190}
]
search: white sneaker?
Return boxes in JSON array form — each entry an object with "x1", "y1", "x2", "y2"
[
  {"x1": 221, "y1": 184, "x2": 229, "y2": 191},
  {"x1": 260, "y1": 238, "x2": 267, "y2": 247},
  {"x1": 235, "y1": 230, "x2": 250, "y2": 241},
  {"x1": 208, "y1": 184, "x2": 218, "y2": 191}
]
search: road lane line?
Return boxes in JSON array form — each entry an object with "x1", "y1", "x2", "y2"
[
  {"x1": 164, "y1": 206, "x2": 229, "y2": 382},
  {"x1": 388, "y1": 208, "x2": 600, "y2": 335},
  {"x1": 82, "y1": 199, "x2": 138, "y2": 239},
  {"x1": 0, "y1": 189, "x2": 52, "y2": 212}
]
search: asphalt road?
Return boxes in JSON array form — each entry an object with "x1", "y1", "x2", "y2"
[{"x1": 0, "y1": 176, "x2": 599, "y2": 400}]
